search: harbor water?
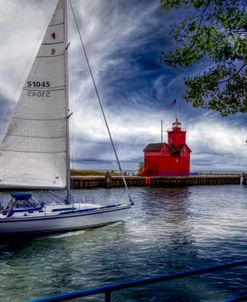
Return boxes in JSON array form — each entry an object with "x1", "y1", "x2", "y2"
[{"x1": 0, "y1": 185, "x2": 247, "y2": 301}]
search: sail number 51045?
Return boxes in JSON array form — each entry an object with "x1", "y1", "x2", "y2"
[{"x1": 27, "y1": 81, "x2": 50, "y2": 88}]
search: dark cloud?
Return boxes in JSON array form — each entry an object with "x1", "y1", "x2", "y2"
[{"x1": 0, "y1": 0, "x2": 247, "y2": 172}]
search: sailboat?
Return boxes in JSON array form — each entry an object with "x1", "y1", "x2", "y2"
[{"x1": 0, "y1": 0, "x2": 133, "y2": 235}]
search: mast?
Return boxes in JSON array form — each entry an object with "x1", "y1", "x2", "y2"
[
  {"x1": 64, "y1": 0, "x2": 71, "y2": 204},
  {"x1": 161, "y1": 120, "x2": 163, "y2": 143}
]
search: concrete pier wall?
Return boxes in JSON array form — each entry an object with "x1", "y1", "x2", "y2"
[{"x1": 71, "y1": 175, "x2": 240, "y2": 189}]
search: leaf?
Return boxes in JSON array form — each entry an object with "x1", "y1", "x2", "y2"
[{"x1": 160, "y1": 0, "x2": 247, "y2": 115}]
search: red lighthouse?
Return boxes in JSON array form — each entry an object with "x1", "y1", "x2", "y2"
[{"x1": 142, "y1": 119, "x2": 191, "y2": 176}]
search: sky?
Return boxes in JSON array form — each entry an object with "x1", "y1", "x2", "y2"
[{"x1": 0, "y1": 0, "x2": 247, "y2": 173}]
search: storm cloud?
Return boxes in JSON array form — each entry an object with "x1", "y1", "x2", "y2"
[{"x1": 0, "y1": 0, "x2": 247, "y2": 172}]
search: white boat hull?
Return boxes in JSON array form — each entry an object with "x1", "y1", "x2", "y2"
[{"x1": 0, "y1": 204, "x2": 131, "y2": 236}]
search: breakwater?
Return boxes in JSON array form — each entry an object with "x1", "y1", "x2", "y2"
[{"x1": 72, "y1": 175, "x2": 241, "y2": 189}]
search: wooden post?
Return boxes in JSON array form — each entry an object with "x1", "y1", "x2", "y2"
[
  {"x1": 105, "y1": 172, "x2": 112, "y2": 188},
  {"x1": 242, "y1": 173, "x2": 247, "y2": 185}
]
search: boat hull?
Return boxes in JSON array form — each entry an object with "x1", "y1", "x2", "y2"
[{"x1": 0, "y1": 205, "x2": 131, "y2": 236}]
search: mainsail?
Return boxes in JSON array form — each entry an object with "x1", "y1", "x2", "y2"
[{"x1": 0, "y1": 0, "x2": 68, "y2": 188}]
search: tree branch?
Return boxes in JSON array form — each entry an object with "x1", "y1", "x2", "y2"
[
  {"x1": 218, "y1": 64, "x2": 246, "y2": 84},
  {"x1": 161, "y1": 0, "x2": 211, "y2": 65},
  {"x1": 190, "y1": 0, "x2": 211, "y2": 49}
]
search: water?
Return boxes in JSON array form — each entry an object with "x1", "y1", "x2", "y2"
[{"x1": 0, "y1": 185, "x2": 247, "y2": 302}]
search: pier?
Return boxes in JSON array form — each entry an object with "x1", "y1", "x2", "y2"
[{"x1": 72, "y1": 174, "x2": 241, "y2": 189}]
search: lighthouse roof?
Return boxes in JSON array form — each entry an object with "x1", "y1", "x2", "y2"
[
  {"x1": 143, "y1": 143, "x2": 191, "y2": 154},
  {"x1": 143, "y1": 143, "x2": 168, "y2": 152}
]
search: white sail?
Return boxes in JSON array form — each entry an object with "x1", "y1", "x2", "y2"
[{"x1": 0, "y1": 0, "x2": 68, "y2": 189}]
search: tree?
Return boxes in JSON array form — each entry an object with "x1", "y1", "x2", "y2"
[
  {"x1": 137, "y1": 161, "x2": 144, "y2": 175},
  {"x1": 160, "y1": 0, "x2": 247, "y2": 116}
]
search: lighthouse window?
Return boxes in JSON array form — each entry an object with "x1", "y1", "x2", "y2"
[
  {"x1": 183, "y1": 150, "x2": 187, "y2": 155},
  {"x1": 162, "y1": 150, "x2": 167, "y2": 155}
]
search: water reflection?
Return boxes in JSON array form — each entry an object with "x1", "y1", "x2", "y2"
[
  {"x1": 0, "y1": 186, "x2": 246, "y2": 301},
  {"x1": 138, "y1": 187, "x2": 195, "y2": 254}
]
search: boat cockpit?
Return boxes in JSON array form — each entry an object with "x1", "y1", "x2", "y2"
[{"x1": 1, "y1": 193, "x2": 44, "y2": 217}]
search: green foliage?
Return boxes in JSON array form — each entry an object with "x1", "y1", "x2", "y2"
[
  {"x1": 71, "y1": 169, "x2": 122, "y2": 176},
  {"x1": 71, "y1": 169, "x2": 106, "y2": 176},
  {"x1": 184, "y1": 65, "x2": 247, "y2": 116},
  {"x1": 160, "y1": 0, "x2": 247, "y2": 116},
  {"x1": 137, "y1": 161, "x2": 144, "y2": 175}
]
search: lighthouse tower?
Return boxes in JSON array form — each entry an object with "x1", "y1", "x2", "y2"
[
  {"x1": 168, "y1": 119, "x2": 186, "y2": 147},
  {"x1": 142, "y1": 119, "x2": 191, "y2": 176}
]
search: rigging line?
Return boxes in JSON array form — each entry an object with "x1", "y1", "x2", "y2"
[{"x1": 69, "y1": 0, "x2": 133, "y2": 205}]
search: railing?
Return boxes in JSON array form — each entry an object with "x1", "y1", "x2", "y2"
[
  {"x1": 225, "y1": 294, "x2": 247, "y2": 302},
  {"x1": 30, "y1": 260, "x2": 247, "y2": 302}
]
